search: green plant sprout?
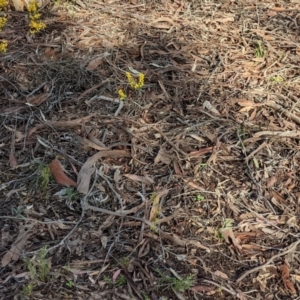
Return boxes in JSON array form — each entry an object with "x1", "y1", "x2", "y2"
[
  {"x1": 103, "y1": 274, "x2": 127, "y2": 286},
  {"x1": 22, "y1": 283, "x2": 35, "y2": 296},
  {"x1": 214, "y1": 227, "x2": 224, "y2": 240},
  {"x1": 65, "y1": 187, "x2": 80, "y2": 201},
  {"x1": 156, "y1": 269, "x2": 195, "y2": 292},
  {"x1": 25, "y1": 246, "x2": 50, "y2": 282},
  {"x1": 30, "y1": 163, "x2": 52, "y2": 192},
  {"x1": 118, "y1": 257, "x2": 130, "y2": 267},
  {"x1": 255, "y1": 40, "x2": 265, "y2": 58},
  {"x1": 66, "y1": 280, "x2": 74, "y2": 288},
  {"x1": 194, "y1": 194, "x2": 205, "y2": 202},
  {"x1": 270, "y1": 75, "x2": 284, "y2": 83}
]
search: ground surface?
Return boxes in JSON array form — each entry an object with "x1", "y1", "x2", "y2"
[{"x1": 1, "y1": 1, "x2": 300, "y2": 299}]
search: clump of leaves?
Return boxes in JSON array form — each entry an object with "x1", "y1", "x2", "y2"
[
  {"x1": 103, "y1": 274, "x2": 127, "y2": 287},
  {"x1": 66, "y1": 280, "x2": 74, "y2": 288},
  {"x1": 27, "y1": 0, "x2": 46, "y2": 33},
  {"x1": 25, "y1": 246, "x2": 50, "y2": 282},
  {"x1": 117, "y1": 257, "x2": 130, "y2": 267},
  {"x1": 194, "y1": 194, "x2": 205, "y2": 202},
  {"x1": 255, "y1": 40, "x2": 265, "y2": 58},
  {"x1": 156, "y1": 269, "x2": 195, "y2": 292},
  {"x1": 22, "y1": 283, "x2": 35, "y2": 296},
  {"x1": 30, "y1": 162, "x2": 52, "y2": 192}
]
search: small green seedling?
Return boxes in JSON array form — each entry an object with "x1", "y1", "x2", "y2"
[
  {"x1": 66, "y1": 280, "x2": 74, "y2": 288},
  {"x1": 198, "y1": 163, "x2": 207, "y2": 168},
  {"x1": 30, "y1": 163, "x2": 52, "y2": 192},
  {"x1": 194, "y1": 194, "x2": 205, "y2": 202},
  {"x1": 103, "y1": 274, "x2": 127, "y2": 286},
  {"x1": 25, "y1": 246, "x2": 50, "y2": 282},
  {"x1": 156, "y1": 269, "x2": 195, "y2": 292},
  {"x1": 22, "y1": 283, "x2": 35, "y2": 296},
  {"x1": 270, "y1": 75, "x2": 284, "y2": 83},
  {"x1": 255, "y1": 40, "x2": 265, "y2": 58},
  {"x1": 214, "y1": 227, "x2": 224, "y2": 240},
  {"x1": 118, "y1": 257, "x2": 130, "y2": 267}
]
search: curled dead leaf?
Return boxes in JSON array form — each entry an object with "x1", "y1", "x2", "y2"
[{"x1": 49, "y1": 159, "x2": 77, "y2": 188}]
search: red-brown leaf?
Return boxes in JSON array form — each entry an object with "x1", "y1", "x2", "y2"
[{"x1": 49, "y1": 159, "x2": 77, "y2": 188}]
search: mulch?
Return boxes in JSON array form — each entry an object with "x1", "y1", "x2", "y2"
[{"x1": 1, "y1": 1, "x2": 300, "y2": 299}]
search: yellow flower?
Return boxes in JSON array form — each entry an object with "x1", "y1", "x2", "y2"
[
  {"x1": 0, "y1": 40, "x2": 7, "y2": 53},
  {"x1": 118, "y1": 89, "x2": 127, "y2": 101},
  {"x1": 126, "y1": 72, "x2": 145, "y2": 90},
  {"x1": 30, "y1": 13, "x2": 41, "y2": 20},
  {"x1": 137, "y1": 73, "x2": 145, "y2": 89},
  {"x1": 27, "y1": 1, "x2": 45, "y2": 33},
  {"x1": 27, "y1": 1, "x2": 39, "y2": 14},
  {"x1": 0, "y1": 0, "x2": 7, "y2": 9},
  {"x1": 0, "y1": 17, "x2": 7, "y2": 31},
  {"x1": 29, "y1": 19, "x2": 46, "y2": 33}
]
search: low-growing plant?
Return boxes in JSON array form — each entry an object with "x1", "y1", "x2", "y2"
[
  {"x1": 156, "y1": 269, "x2": 195, "y2": 292},
  {"x1": 255, "y1": 40, "x2": 265, "y2": 58},
  {"x1": 194, "y1": 194, "x2": 205, "y2": 202},
  {"x1": 25, "y1": 246, "x2": 50, "y2": 282},
  {"x1": 103, "y1": 274, "x2": 127, "y2": 286},
  {"x1": 22, "y1": 283, "x2": 35, "y2": 296},
  {"x1": 66, "y1": 280, "x2": 74, "y2": 288},
  {"x1": 30, "y1": 163, "x2": 52, "y2": 192},
  {"x1": 270, "y1": 75, "x2": 284, "y2": 83}
]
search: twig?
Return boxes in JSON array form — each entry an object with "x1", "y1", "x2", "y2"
[
  {"x1": 0, "y1": 216, "x2": 76, "y2": 225},
  {"x1": 267, "y1": 100, "x2": 300, "y2": 125},
  {"x1": 202, "y1": 280, "x2": 237, "y2": 296},
  {"x1": 236, "y1": 240, "x2": 300, "y2": 283}
]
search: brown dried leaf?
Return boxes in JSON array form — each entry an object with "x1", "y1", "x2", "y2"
[
  {"x1": 86, "y1": 57, "x2": 104, "y2": 71},
  {"x1": 78, "y1": 136, "x2": 108, "y2": 151},
  {"x1": 26, "y1": 93, "x2": 51, "y2": 106},
  {"x1": 3, "y1": 105, "x2": 26, "y2": 114},
  {"x1": 77, "y1": 150, "x2": 131, "y2": 194},
  {"x1": 154, "y1": 148, "x2": 171, "y2": 165},
  {"x1": 282, "y1": 264, "x2": 297, "y2": 294},
  {"x1": 267, "y1": 176, "x2": 277, "y2": 188},
  {"x1": 2, "y1": 227, "x2": 32, "y2": 267},
  {"x1": 9, "y1": 153, "x2": 18, "y2": 167},
  {"x1": 4, "y1": 125, "x2": 24, "y2": 142},
  {"x1": 149, "y1": 189, "x2": 169, "y2": 222},
  {"x1": 124, "y1": 174, "x2": 154, "y2": 185},
  {"x1": 189, "y1": 147, "x2": 213, "y2": 157},
  {"x1": 220, "y1": 227, "x2": 241, "y2": 251},
  {"x1": 192, "y1": 285, "x2": 213, "y2": 292},
  {"x1": 49, "y1": 159, "x2": 77, "y2": 188},
  {"x1": 28, "y1": 114, "x2": 96, "y2": 136},
  {"x1": 203, "y1": 100, "x2": 220, "y2": 115},
  {"x1": 213, "y1": 270, "x2": 229, "y2": 279}
]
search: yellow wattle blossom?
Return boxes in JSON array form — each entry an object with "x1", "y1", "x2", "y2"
[
  {"x1": 0, "y1": 40, "x2": 7, "y2": 53},
  {"x1": 126, "y1": 72, "x2": 145, "y2": 90},
  {"x1": 28, "y1": 1, "x2": 46, "y2": 34},
  {"x1": 118, "y1": 89, "x2": 127, "y2": 101},
  {"x1": 0, "y1": 17, "x2": 7, "y2": 31},
  {"x1": 0, "y1": 0, "x2": 7, "y2": 9},
  {"x1": 29, "y1": 19, "x2": 46, "y2": 33},
  {"x1": 28, "y1": 1, "x2": 40, "y2": 13}
]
